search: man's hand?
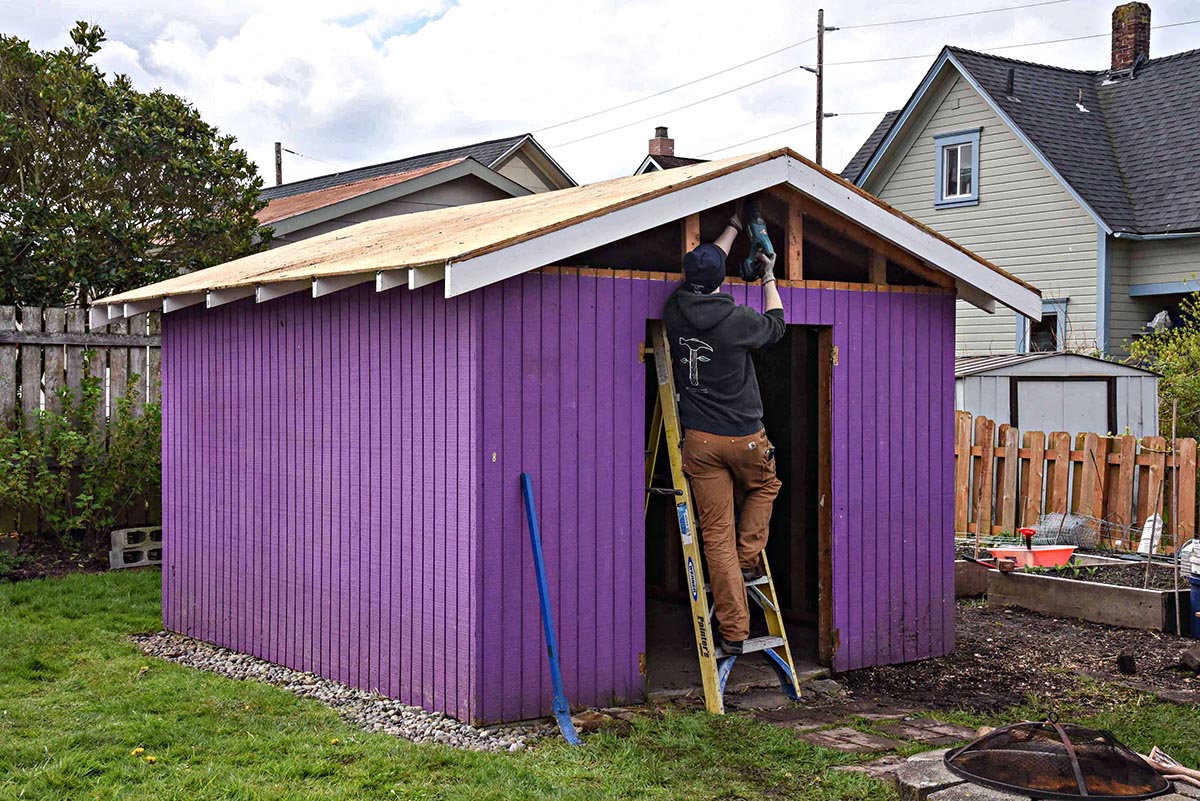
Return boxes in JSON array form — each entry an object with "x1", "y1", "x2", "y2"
[
  {"x1": 728, "y1": 202, "x2": 745, "y2": 233},
  {"x1": 757, "y1": 251, "x2": 777, "y2": 283}
]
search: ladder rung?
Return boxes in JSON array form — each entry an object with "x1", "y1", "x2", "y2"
[
  {"x1": 716, "y1": 635, "x2": 785, "y2": 658},
  {"x1": 703, "y1": 574, "x2": 771, "y2": 594}
]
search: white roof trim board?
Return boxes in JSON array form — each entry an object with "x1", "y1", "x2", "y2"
[{"x1": 91, "y1": 150, "x2": 1040, "y2": 325}]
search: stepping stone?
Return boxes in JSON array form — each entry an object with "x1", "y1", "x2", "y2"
[
  {"x1": 834, "y1": 754, "x2": 908, "y2": 780},
  {"x1": 880, "y1": 719, "x2": 977, "y2": 745},
  {"x1": 795, "y1": 726, "x2": 904, "y2": 753},
  {"x1": 754, "y1": 707, "x2": 843, "y2": 731}
]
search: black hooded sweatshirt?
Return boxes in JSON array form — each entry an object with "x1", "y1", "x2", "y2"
[{"x1": 662, "y1": 288, "x2": 786, "y2": 437}]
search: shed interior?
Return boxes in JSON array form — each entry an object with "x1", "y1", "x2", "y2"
[{"x1": 570, "y1": 189, "x2": 954, "y2": 697}]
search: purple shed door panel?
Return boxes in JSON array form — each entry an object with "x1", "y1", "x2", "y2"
[{"x1": 161, "y1": 284, "x2": 482, "y2": 722}]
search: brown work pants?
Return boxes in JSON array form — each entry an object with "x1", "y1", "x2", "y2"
[{"x1": 682, "y1": 428, "x2": 781, "y2": 642}]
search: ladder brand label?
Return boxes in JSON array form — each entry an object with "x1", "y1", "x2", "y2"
[
  {"x1": 695, "y1": 614, "x2": 711, "y2": 657},
  {"x1": 686, "y1": 555, "x2": 698, "y2": 602},
  {"x1": 676, "y1": 504, "x2": 693, "y2": 545}
]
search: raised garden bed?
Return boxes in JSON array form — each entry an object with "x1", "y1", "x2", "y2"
[{"x1": 988, "y1": 564, "x2": 1192, "y2": 634}]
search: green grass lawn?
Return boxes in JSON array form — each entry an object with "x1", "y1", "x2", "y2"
[
  {"x1": 0, "y1": 570, "x2": 885, "y2": 800},
  {"x1": 1, "y1": 571, "x2": 1196, "y2": 800}
]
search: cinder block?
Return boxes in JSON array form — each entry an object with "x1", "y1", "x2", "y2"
[
  {"x1": 110, "y1": 526, "x2": 162, "y2": 550},
  {"x1": 109, "y1": 527, "x2": 163, "y2": 569}
]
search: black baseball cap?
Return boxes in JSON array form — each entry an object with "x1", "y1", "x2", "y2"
[{"x1": 682, "y1": 243, "x2": 726, "y2": 294}]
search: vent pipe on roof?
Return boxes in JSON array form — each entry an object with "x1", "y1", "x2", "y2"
[
  {"x1": 1111, "y1": 2, "x2": 1151, "y2": 72},
  {"x1": 649, "y1": 126, "x2": 674, "y2": 157},
  {"x1": 1004, "y1": 67, "x2": 1015, "y2": 97}
]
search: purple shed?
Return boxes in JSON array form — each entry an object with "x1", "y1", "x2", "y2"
[{"x1": 93, "y1": 149, "x2": 1040, "y2": 724}]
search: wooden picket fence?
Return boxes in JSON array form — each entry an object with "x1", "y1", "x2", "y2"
[
  {"x1": 0, "y1": 305, "x2": 161, "y2": 427},
  {"x1": 954, "y1": 411, "x2": 1197, "y2": 551},
  {"x1": 0, "y1": 305, "x2": 161, "y2": 533}
]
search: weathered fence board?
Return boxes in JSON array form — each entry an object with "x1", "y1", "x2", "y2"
[
  {"x1": 0, "y1": 304, "x2": 162, "y2": 534},
  {"x1": 0, "y1": 304, "x2": 160, "y2": 427},
  {"x1": 954, "y1": 412, "x2": 1198, "y2": 552}
]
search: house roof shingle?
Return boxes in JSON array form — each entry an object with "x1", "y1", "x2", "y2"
[
  {"x1": 851, "y1": 46, "x2": 1200, "y2": 234},
  {"x1": 840, "y1": 110, "x2": 900, "y2": 183},
  {"x1": 261, "y1": 134, "x2": 529, "y2": 202}
]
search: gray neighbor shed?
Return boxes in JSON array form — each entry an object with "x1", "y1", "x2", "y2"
[{"x1": 955, "y1": 352, "x2": 1159, "y2": 438}]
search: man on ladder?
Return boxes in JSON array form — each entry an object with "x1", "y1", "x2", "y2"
[{"x1": 662, "y1": 205, "x2": 785, "y2": 656}]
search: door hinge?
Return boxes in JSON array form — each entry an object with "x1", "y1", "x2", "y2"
[
  {"x1": 831, "y1": 345, "x2": 840, "y2": 366},
  {"x1": 637, "y1": 341, "x2": 646, "y2": 363},
  {"x1": 638, "y1": 652, "x2": 647, "y2": 675}
]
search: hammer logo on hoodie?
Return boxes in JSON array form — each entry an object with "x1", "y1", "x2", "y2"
[{"x1": 678, "y1": 337, "x2": 713, "y2": 390}]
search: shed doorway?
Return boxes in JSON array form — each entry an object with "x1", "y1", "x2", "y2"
[{"x1": 643, "y1": 324, "x2": 831, "y2": 697}]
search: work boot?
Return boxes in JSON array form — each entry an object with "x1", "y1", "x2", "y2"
[
  {"x1": 716, "y1": 631, "x2": 744, "y2": 656},
  {"x1": 741, "y1": 565, "x2": 765, "y2": 583}
]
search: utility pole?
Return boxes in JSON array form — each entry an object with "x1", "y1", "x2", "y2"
[
  {"x1": 816, "y1": 9, "x2": 824, "y2": 166},
  {"x1": 274, "y1": 142, "x2": 283, "y2": 186}
]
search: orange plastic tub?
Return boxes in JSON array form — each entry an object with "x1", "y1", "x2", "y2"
[{"x1": 988, "y1": 545, "x2": 1077, "y2": 568}]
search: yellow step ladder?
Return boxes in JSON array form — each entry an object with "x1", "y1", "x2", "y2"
[{"x1": 645, "y1": 320, "x2": 800, "y2": 714}]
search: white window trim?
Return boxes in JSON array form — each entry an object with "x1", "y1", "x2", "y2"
[
  {"x1": 1018, "y1": 298, "x2": 1068, "y2": 353},
  {"x1": 933, "y1": 128, "x2": 981, "y2": 208}
]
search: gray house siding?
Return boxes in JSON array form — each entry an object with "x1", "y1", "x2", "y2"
[
  {"x1": 1109, "y1": 237, "x2": 1200, "y2": 350},
  {"x1": 496, "y1": 151, "x2": 559, "y2": 193},
  {"x1": 863, "y1": 73, "x2": 1098, "y2": 356}
]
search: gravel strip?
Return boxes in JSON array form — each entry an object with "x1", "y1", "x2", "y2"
[{"x1": 133, "y1": 630, "x2": 555, "y2": 752}]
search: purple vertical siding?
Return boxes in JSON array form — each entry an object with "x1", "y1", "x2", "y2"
[
  {"x1": 161, "y1": 283, "x2": 480, "y2": 722},
  {"x1": 162, "y1": 269, "x2": 955, "y2": 726}
]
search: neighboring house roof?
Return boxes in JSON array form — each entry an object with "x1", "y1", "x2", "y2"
[
  {"x1": 93, "y1": 148, "x2": 1041, "y2": 324},
  {"x1": 262, "y1": 134, "x2": 572, "y2": 201},
  {"x1": 258, "y1": 159, "x2": 465, "y2": 224},
  {"x1": 955, "y1": 351, "x2": 1157, "y2": 377},
  {"x1": 848, "y1": 45, "x2": 1200, "y2": 235},
  {"x1": 634, "y1": 154, "x2": 707, "y2": 174},
  {"x1": 839, "y1": 110, "x2": 899, "y2": 181}
]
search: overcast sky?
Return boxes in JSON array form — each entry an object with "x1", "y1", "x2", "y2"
[{"x1": 2, "y1": 0, "x2": 1197, "y2": 187}]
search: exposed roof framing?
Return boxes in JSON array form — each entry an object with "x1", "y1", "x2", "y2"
[{"x1": 91, "y1": 148, "x2": 1040, "y2": 328}]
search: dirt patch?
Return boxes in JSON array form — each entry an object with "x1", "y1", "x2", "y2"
[
  {"x1": 837, "y1": 600, "x2": 1199, "y2": 714},
  {"x1": 1036, "y1": 563, "x2": 1184, "y2": 591},
  {"x1": 0, "y1": 533, "x2": 109, "y2": 581}
]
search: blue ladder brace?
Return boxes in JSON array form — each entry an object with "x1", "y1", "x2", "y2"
[{"x1": 520, "y1": 472, "x2": 583, "y2": 746}]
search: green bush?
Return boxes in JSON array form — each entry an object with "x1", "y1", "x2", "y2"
[
  {"x1": 0, "y1": 359, "x2": 160, "y2": 547},
  {"x1": 1128, "y1": 292, "x2": 1200, "y2": 440}
]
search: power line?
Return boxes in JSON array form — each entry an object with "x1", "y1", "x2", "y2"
[
  {"x1": 837, "y1": 0, "x2": 1070, "y2": 30},
  {"x1": 805, "y1": 17, "x2": 1200, "y2": 69},
  {"x1": 551, "y1": 63, "x2": 808, "y2": 148},
  {"x1": 700, "y1": 122, "x2": 815, "y2": 157},
  {"x1": 552, "y1": 17, "x2": 1200, "y2": 149},
  {"x1": 699, "y1": 112, "x2": 890, "y2": 158},
  {"x1": 534, "y1": 36, "x2": 816, "y2": 134},
  {"x1": 535, "y1": 0, "x2": 1076, "y2": 136},
  {"x1": 280, "y1": 147, "x2": 344, "y2": 168}
]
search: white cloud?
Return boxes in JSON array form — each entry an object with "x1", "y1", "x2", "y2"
[{"x1": 2, "y1": 0, "x2": 1198, "y2": 185}]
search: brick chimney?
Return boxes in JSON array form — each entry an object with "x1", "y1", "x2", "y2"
[
  {"x1": 649, "y1": 126, "x2": 674, "y2": 157},
  {"x1": 1111, "y1": 2, "x2": 1151, "y2": 72}
]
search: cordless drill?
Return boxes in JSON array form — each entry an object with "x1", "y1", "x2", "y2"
[{"x1": 739, "y1": 198, "x2": 775, "y2": 282}]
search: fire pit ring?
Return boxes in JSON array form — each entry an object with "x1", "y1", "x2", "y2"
[{"x1": 943, "y1": 715, "x2": 1171, "y2": 800}]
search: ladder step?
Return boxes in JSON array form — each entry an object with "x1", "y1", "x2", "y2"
[
  {"x1": 703, "y1": 574, "x2": 771, "y2": 594},
  {"x1": 716, "y1": 635, "x2": 785, "y2": 658}
]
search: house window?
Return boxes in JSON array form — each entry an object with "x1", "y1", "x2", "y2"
[
  {"x1": 933, "y1": 128, "x2": 981, "y2": 208},
  {"x1": 1018, "y1": 299, "x2": 1068, "y2": 353}
]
